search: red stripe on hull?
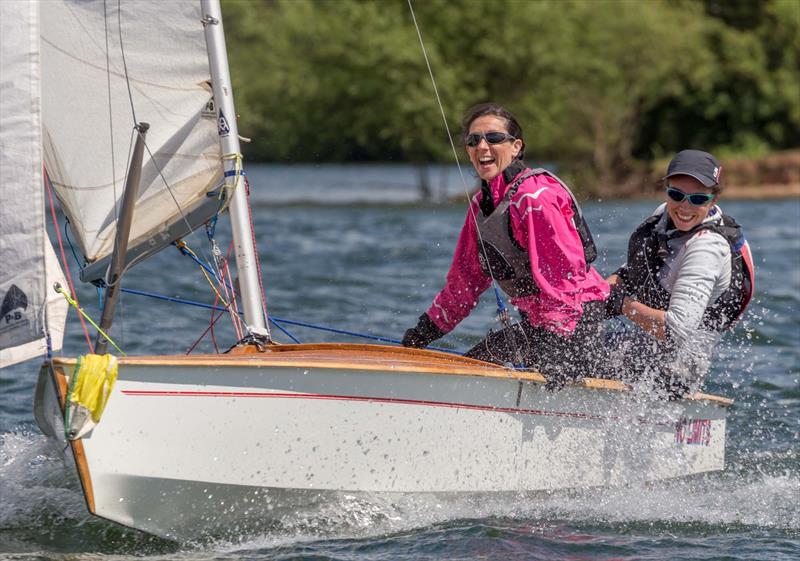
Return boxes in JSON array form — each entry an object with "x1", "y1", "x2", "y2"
[{"x1": 120, "y1": 389, "x2": 678, "y2": 426}]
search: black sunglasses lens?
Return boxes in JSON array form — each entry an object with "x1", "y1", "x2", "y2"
[
  {"x1": 666, "y1": 188, "x2": 684, "y2": 202},
  {"x1": 465, "y1": 132, "x2": 513, "y2": 147},
  {"x1": 484, "y1": 132, "x2": 508, "y2": 144},
  {"x1": 689, "y1": 194, "x2": 711, "y2": 205}
]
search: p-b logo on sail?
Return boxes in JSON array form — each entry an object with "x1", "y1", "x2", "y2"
[{"x1": 0, "y1": 284, "x2": 29, "y2": 332}]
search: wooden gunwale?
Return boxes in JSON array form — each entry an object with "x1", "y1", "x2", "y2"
[
  {"x1": 51, "y1": 364, "x2": 96, "y2": 513},
  {"x1": 50, "y1": 343, "x2": 733, "y2": 406}
]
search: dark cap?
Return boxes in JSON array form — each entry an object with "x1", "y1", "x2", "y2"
[{"x1": 664, "y1": 149, "x2": 722, "y2": 187}]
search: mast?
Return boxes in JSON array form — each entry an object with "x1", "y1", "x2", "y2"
[{"x1": 201, "y1": 0, "x2": 269, "y2": 338}]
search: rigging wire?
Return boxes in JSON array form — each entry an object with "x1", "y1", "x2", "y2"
[
  {"x1": 111, "y1": 0, "x2": 222, "y2": 284},
  {"x1": 406, "y1": 0, "x2": 526, "y2": 367},
  {"x1": 107, "y1": 0, "x2": 242, "y2": 348},
  {"x1": 45, "y1": 171, "x2": 94, "y2": 352},
  {"x1": 116, "y1": 0, "x2": 137, "y2": 125},
  {"x1": 103, "y1": 0, "x2": 119, "y2": 222}
]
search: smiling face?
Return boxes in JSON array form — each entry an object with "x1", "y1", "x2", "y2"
[
  {"x1": 665, "y1": 174, "x2": 718, "y2": 232},
  {"x1": 466, "y1": 115, "x2": 523, "y2": 181}
]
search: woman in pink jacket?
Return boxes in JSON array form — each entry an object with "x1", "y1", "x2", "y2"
[{"x1": 402, "y1": 103, "x2": 609, "y2": 387}]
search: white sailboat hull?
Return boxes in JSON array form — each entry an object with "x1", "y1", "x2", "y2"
[{"x1": 38, "y1": 344, "x2": 729, "y2": 540}]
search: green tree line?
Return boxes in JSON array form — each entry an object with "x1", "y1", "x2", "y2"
[{"x1": 223, "y1": 0, "x2": 799, "y2": 194}]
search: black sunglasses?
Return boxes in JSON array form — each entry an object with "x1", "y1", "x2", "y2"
[
  {"x1": 465, "y1": 131, "x2": 516, "y2": 147},
  {"x1": 666, "y1": 186, "x2": 716, "y2": 206}
]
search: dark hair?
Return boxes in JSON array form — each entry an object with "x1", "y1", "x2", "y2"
[{"x1": 462, "y1": 102, "x2": 525, "y2": 160}]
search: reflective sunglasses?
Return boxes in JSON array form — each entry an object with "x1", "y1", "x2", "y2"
[
  {"x1": 666, "y1": 186, "x2": 716, "y2": 206},
  {"x1": 465, "y1": 131, "x2": 516, "y2": 147}
]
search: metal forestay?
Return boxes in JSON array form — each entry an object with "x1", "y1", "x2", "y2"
[{"x1": 406, "y1": 0, "x2": 528, "y2": 368}]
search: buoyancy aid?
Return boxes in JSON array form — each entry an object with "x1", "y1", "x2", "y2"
[
  {"x1": 476, "y1": 165, "x2": 598, "y2": 298},
  {"x1": 624, "y1": 210, "x2": 755, "y2": 331}
]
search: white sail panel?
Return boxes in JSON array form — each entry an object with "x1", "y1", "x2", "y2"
[
  {"x1": 1, "y1": 244, "x2": 69, "y2": 368},
  {"x1": 41, "y1": 0, "x2": 222, "y2": 263},
  {"x1": 0, "y1": 0, "x2": 68, "y2": 368}
]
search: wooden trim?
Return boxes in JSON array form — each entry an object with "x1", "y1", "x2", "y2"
[
  {"x1": 51, "y1": 342, "x2": 733, "y2": 406},
  {"x1": 51, "y1": 364, "x2": 96, "y2": 514}
]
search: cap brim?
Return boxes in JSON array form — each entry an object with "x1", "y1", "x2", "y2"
[{"x1": 664, "y1": 171, "x2": 717, "y2": 188}]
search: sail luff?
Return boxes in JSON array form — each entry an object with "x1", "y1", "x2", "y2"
[
  {"x1": 0, "y1": 0, "x2": 68, "y2": 368},
  {"x1": 201, "y1": 0, "x2": 269, "y2": 337}
]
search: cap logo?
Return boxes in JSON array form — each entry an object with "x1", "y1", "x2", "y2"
[{"x1": 713, "y1": 165, "x2": 721, "y2": 181}]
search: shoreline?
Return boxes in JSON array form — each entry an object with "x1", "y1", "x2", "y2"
[{"x1": 717, "y1": 183, "x2": 800, "y2": 200}]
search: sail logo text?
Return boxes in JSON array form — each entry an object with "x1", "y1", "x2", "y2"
[
  {"x1": 1, "y1": 284, "x2": 28, "y2": 326},
  {"x1": 674, "y1": 417, "x2": 712, "y2": 446}
]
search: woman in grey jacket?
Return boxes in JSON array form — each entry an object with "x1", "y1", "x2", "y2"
[{"x1": 604, "y1": 150, "x2": 754, "y2": 398}]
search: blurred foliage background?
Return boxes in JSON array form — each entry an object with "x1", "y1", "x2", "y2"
[{"x1": 223, "y1": 0, "x2": 799, "y2": 195}]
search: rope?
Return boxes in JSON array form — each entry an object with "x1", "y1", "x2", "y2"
[
  {"x1": 44, "y1": 170, "x2": 94, "y2": 352},
  {"x1": 54, "y1": 283, "x2": 126, "y2": 356},
  {"x1": 175, "y1": 241, "x2": 234, "y2": 310},
  {"x1": 219, "y1": 243, "x2": 245, "y2": 338},
  {"x1": 175, "y1": 240, "x2": 245, "y2": 337},
  {"x1": 116, "y1": 286, "x2": 458, "y2": 354}
]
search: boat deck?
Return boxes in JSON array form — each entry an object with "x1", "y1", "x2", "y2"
[{"x1": 51, "y1": 343, "x2": 733, "y2": 406}]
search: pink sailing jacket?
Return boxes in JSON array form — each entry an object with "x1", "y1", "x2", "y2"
[{"x1": 427, "y1": 166, "x2": 609, "y2": 335}]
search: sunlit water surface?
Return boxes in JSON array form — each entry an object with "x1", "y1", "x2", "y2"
[{"x1": 1, "y1": 164, "x2": 798, "y2": 560}]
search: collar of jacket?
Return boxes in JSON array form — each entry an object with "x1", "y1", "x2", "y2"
[
  {"x1": 654, "y1": 202, "x2": 723, "y2": 239},
  {"x1": 479, "y1": 160, "x2": 527, "y2": 216}
]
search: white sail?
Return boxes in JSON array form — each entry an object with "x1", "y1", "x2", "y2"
[
  {"x1": 0, "y1": 0, "x2": 68, "y2": 368},
  {"x1": 40, "y1": 0, "x2": 223, "y2": 264}
]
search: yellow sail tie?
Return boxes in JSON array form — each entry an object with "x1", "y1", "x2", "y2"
[
  {"x1": 68, "y1": 354, "x2": 118, "y2": 422},
  {"x1": 64, "y1": 353, "x2": 119, "y2": 439}
]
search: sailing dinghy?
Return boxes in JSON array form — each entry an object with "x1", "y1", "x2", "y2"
[{"x1": 0, "y1": 0, "x2": 731, "y2": 541}]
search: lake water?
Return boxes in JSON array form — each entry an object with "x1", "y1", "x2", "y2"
[{"x1": 1, "y1": 164, "x2": 798, "y2": 560}]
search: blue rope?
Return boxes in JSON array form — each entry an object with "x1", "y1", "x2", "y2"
[
  {"x1": 493, "y1": 286, "x2": 508, "y2": 317},
  {"x1": 266, "y1": 316, "x2": 459, "y2": 354},
  {"x1": 206, "y1": 215, "x2": 218, "y2": 240},
  {"x1": 175, "y1": 243, "x2": 220, "y2": 280},
  {"x1": 118, "y1": 287, "x2": 461, "y2": 354},
  {"x1": 119, "y1": 287, "x2": 301, "y2": 343},
  {"x1": 63, "y1": 219, "x2": 83, "y2": 268},
  {"x1": 271, "y1": 320, "x2": 302, "y2": 344},
  {"x1": 61, "y1": 221, "x2": 462, "y2": 356}
]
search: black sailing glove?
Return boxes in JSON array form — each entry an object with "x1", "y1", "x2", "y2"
[
  {"x1": 605, "y1": 282, "x2": 627, "y2": 318},
  {"x1": 401, "y1": 313, "x2": 445, "y2": 348}
]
